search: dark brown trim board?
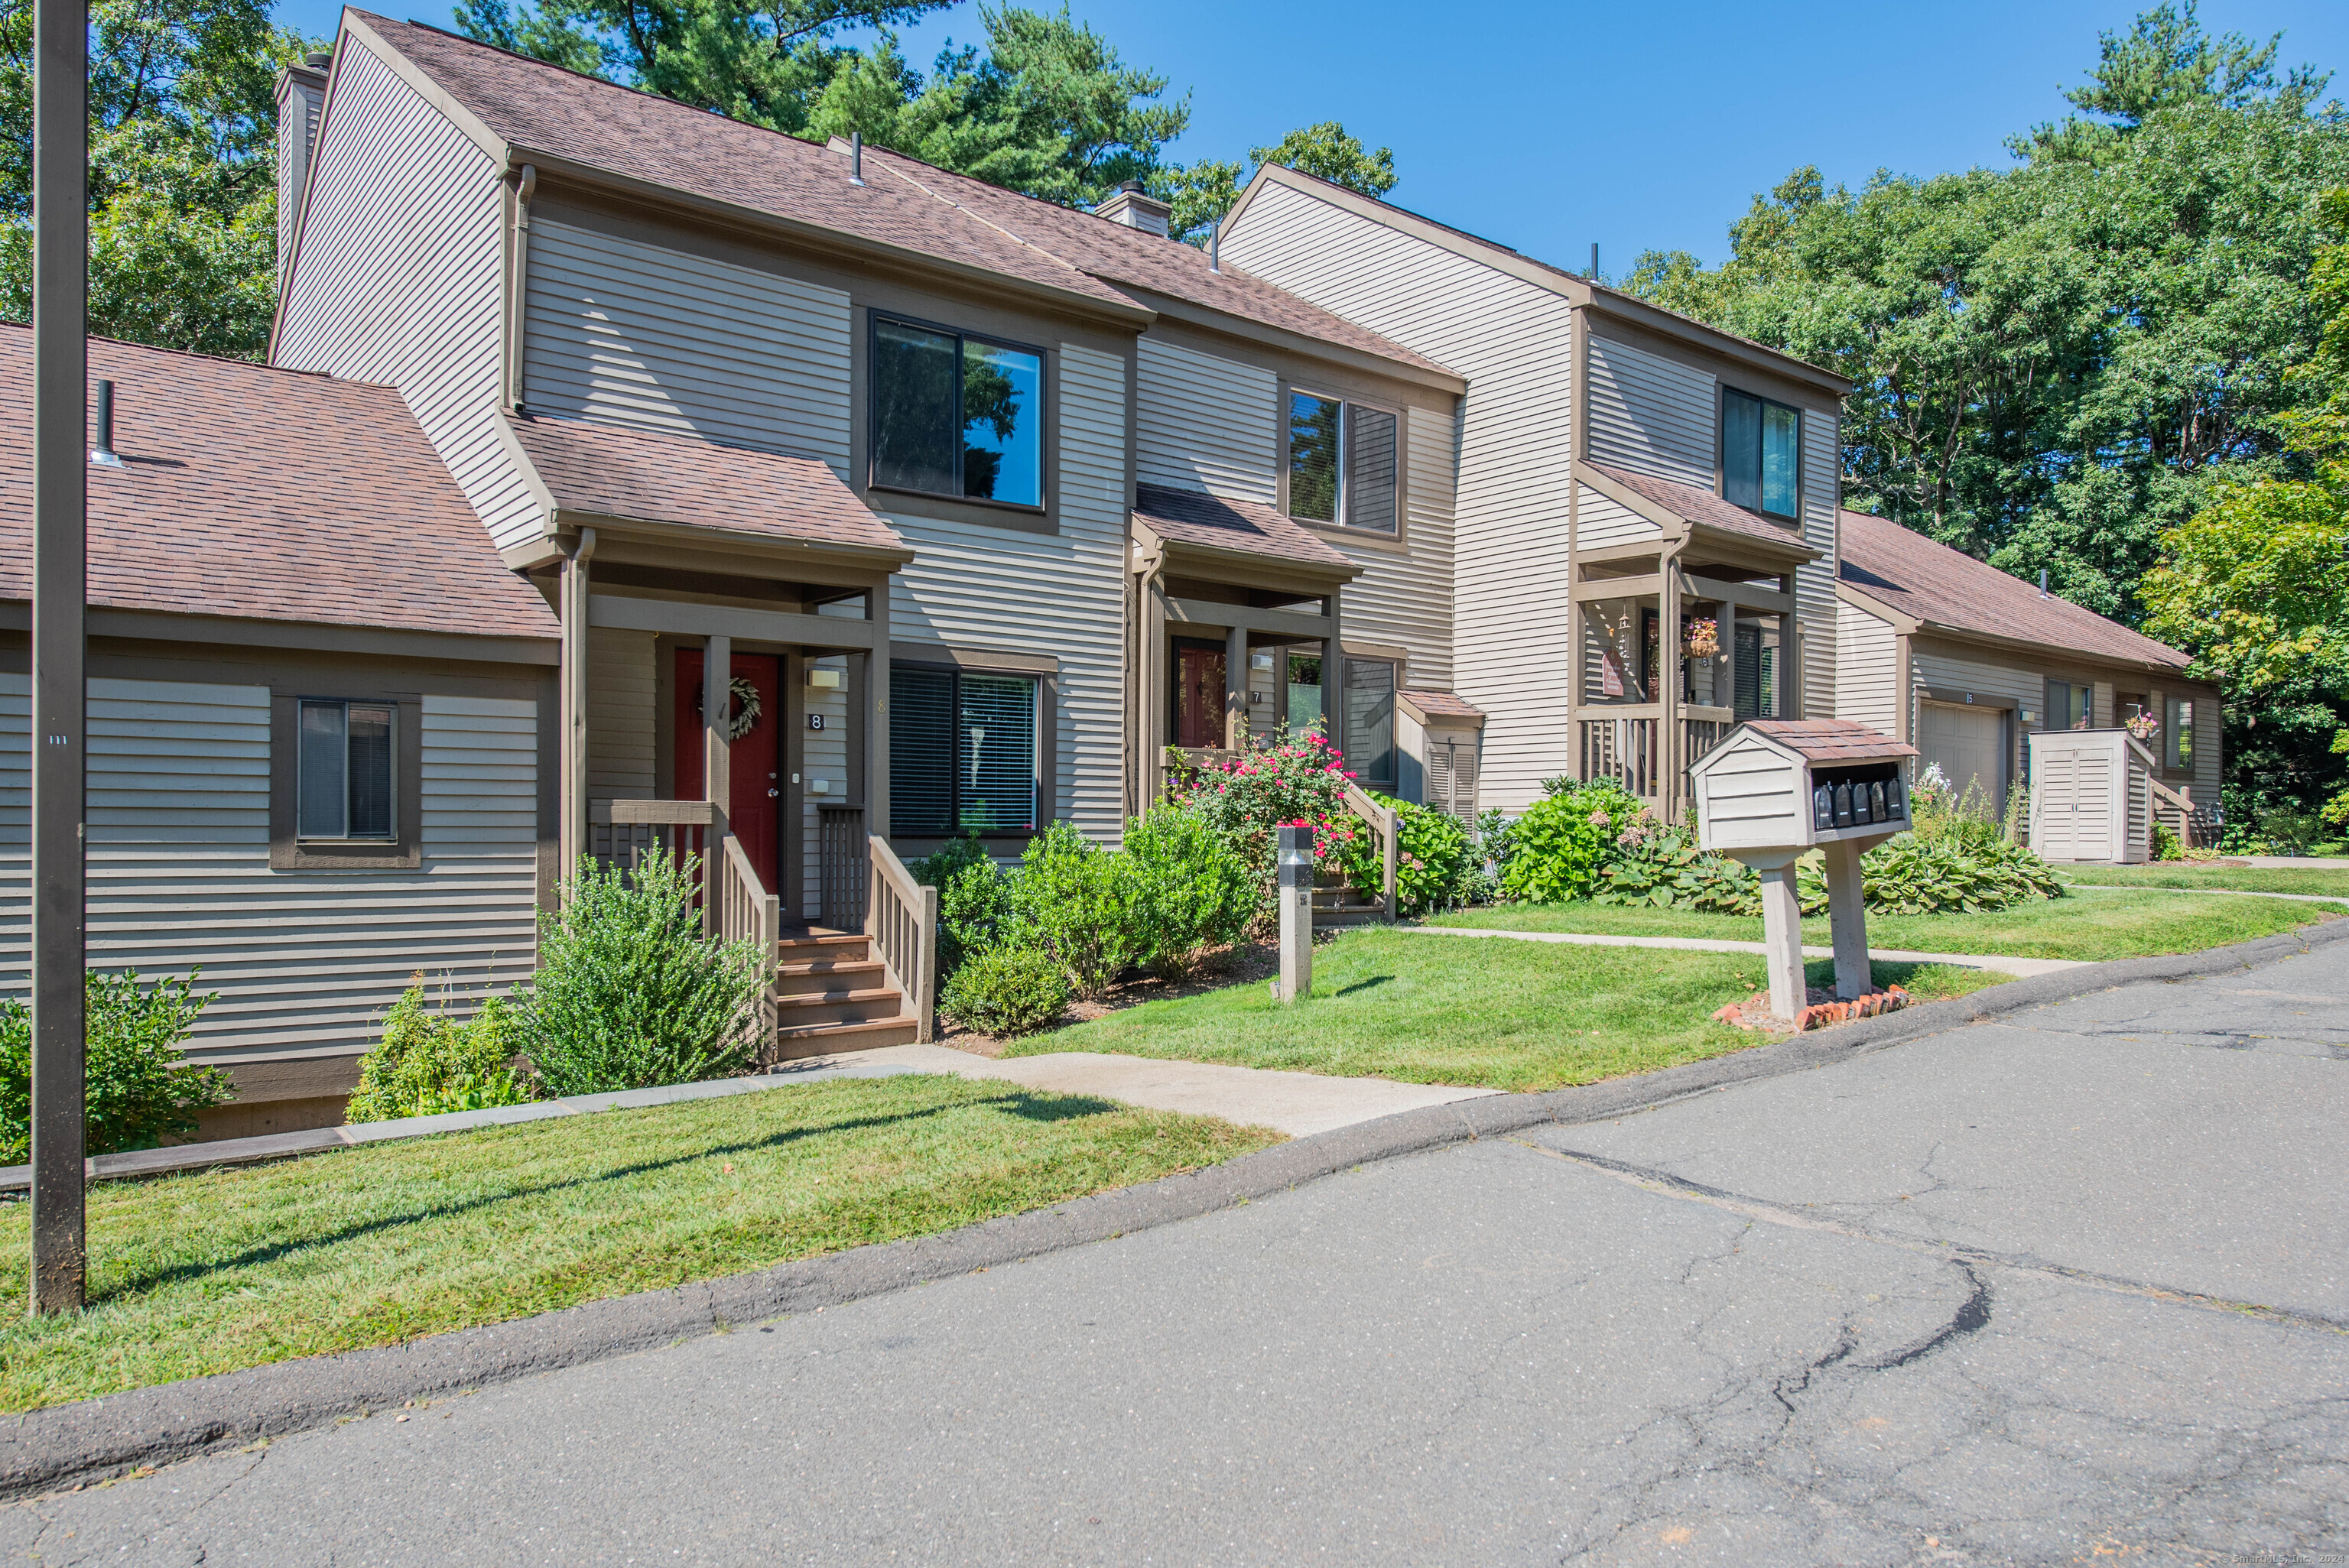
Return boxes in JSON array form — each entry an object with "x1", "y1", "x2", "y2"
[{"x1": 268, "y1": 690, "x2": 426, "y2": 870}]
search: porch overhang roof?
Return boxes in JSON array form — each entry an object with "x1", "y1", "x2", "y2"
[
  {"x1": 1134, "y1": 483, "x2": 1362, "y2": 590},
  {"x1": 1576, "y1": 459, "x2": 1821, "y2": 568}
]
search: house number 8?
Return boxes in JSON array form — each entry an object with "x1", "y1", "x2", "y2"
[{"x1": 807, "y1": 714, "x2": 824, "y2": 731}]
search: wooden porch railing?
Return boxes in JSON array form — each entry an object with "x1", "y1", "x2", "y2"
[
  {"x1": 2148, "y1": 776, "x2": 2220, "y2": 851},
  {"x1": 1579, "y1": 709, "x2": 1662, "y2": 798},
  {"x1": 590, "y1": 798, "x2": 712, "y2": 883},
  {"x1": 867, "y1": 833, "x2": 938, "y2": 1043},
  {"x1": 716, "y1": 829, "x2": 782, "y2": 1040},
  {"x1": 1341, "y1": 781, "x2": 1399, "y2": 920}
]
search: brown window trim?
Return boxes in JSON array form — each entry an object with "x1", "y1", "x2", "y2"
[
  {"x1": 1717, "y1": 385, "x2": 1803, "y2": 528},
  {"x1": 1277, "y1": 380, "x2": 1408, "y2": 544},
  {"x1": 866, "y1": 309, "x2": 1052, "y2": 515},
  {"x1": 268, "y1": 690, "x2": 424, "y2": 871}
]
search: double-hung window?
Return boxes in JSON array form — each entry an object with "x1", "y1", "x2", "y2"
[
  {"x1": 1287, "y1": 391, "x2": 1399, "y2": 533},
  {"x1": 889, "y1": 667, "x2": 1041, "y2": 836},
  {"x1": 870, "y1": 316, "x2": 1044, "y2": 507},
  {"x1": 297, "y1": 699, "x2": 395, "y2": 840},
  {"x1": 1721, "y1": 388, "x2": 1801, "y2": 521}
]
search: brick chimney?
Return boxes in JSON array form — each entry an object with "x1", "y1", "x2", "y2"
[
  {"x1": 1094, "y1": 180, "x2": 1171, "y2": 239},
  {"x1": 275, "y1": 50, "x2": 332, "y2": 276}
]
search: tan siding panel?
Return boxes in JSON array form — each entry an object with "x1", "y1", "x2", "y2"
[
  {"x1": 1797, "y1": 407, "x2": 1840, "y2": 716},
  {"x1": 1135, "y1": 336, "x2": 1276, "y2": 504},
  {"x1": 586, "y1": 623, "x2": 656, "y2": 804},
  {"x1": 1587, "y1": 333, "x2": 1714, "y2": 489},
  {"x1": 524, "y1": 221, "x2": 853, "y2": 472},
  {"x1": 1223, "y1": 180, "x2": 1567, "y2": 811},
  {"x1": 1576, "y1": 482, "x2": 1659, "y2": 550},
  {"x1": 1834, "y1": 601, "x2": 1899, "y2": 737},
  {"x1": 275, "y1": 40, "x2": 541, "y2": 550},
  {"x1": 0, "y1": 676, "x2": 538, "y2": 1064}
]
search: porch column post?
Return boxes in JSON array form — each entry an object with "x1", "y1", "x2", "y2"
[
  {"x1": 1141, "y1": 575, "x2": 1168, "y2": 805},
  {"x1": 1321, "y1": 587, "x2": 1343, "y2": 755},
  {"x1": 1660, "y1": 553, "x2": 1682, "y2": 820},
  {"x1": 1720, "y1": 604, "x2": 1738, "y2": 726},
  {"x1": 865, "y1": 576, "x2": 890, "y2": 839},
  {"x1": 557, "y1": 528, "x2": 595, "y2": 881},
  {"x1": 702, "y1": 631, "x2": 730, "y2": 819},
  {"x1": 1224, "y1": 622, "x2": 1249, "y2": 752}
]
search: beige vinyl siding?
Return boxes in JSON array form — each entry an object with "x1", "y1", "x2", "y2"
[
  {"x1": 0, "y1": 675, "x2": 538, "y2": 1063},
  {"x1": 2191, "y1": 692, "x2": 2221, "y2": 805},
  {"x1": 1834, "y1": 601, "x2": 1899, "y2": 737},
  {"x1": 1330, "y1": 405, "x2": 1455, "y2": 687},
  {"x1": 274, "y1": 40, "x2": 540, "y2": 551},
  {"x1": 523, "y1": 221, "x2": 854, "y2": 474},
  {"x1": 1222, "y1": 177, "x2": 1569, "y2": 811},
  {"x1": 1587, "y1": 334, "x2": 1714, "y2": 489},
  {"x1": 0, "y1": 678, "x2": 23, "y2": 998},
  {"x1": 1797, "y1": 409, "x2": 1840, "y2": 717},
  {"x1": 884, "y1": 341, "x2": 1130, "y2": 844},
  {"x1": 1576, "y1": 482, "x2": 1659, "y2": 550},
  {"x1": 1135, "y1": 336, "x2": 1277, "y2": 503},
  {"x1": 586, "y1": 624, "x2": 657, "y2": 806}
]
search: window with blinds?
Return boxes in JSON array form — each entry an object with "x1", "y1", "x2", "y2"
[
  {"x1": 1721, "y1": 388, "x2": 1801, "y2": 521},
  {"x1": 1287, "y1": 391, "x2": 1399, "y2": 534},
  {"x1": 889, "y1": 667, "x2": 1040, "y2": 836}
]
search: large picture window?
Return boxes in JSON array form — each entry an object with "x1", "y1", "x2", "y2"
[
  {"x1": 297, "y1": 699, "x2": 395, "y2": 840},
  {"x1": 1288, "y1": 391, "x2": 1399, "y2": 533},
  {"x1": 889, "y1": 667, "x2": 1040, "y2": 836},
  {"x1": 870, "y1": 316, "x2": 1043, "y2": 507},
  {"x1": 1721, "y1": 388, "x2": 1800, "y2": 521},
  {"x1": 1342, "y1": 658, "x2": 1397, "y2": 791}
]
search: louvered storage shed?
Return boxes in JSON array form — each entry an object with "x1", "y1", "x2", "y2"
[{"x1": 2027, "y1": 729, "x2": 2155, "y2": 864}]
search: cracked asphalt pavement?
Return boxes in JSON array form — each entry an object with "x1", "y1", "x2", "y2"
[{"x1": 7, "y1": 952, "x2": 2346, "y2": 1565}]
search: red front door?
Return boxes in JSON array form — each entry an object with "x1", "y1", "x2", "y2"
[
  {"x1": 675, "y1": 649, "x2": 783, "y2": 892},
  {"x1": 1177, "y1": 644, "x2": 1226, "y2": 749}
]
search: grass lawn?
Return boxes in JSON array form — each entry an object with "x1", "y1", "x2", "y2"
[
  {"x1": 0, "y1": 1075, "x2": 1278, "y2": 1414},
  {"x1": 1006, "y1": 927, "x2": 2006, "y2": 1092},
  {"x1": 1422, "y1": 888, "x2": 2331, "y2": 962},
  {"x1": 2057, "y1": 864, "x2": 2349, "y2": 900}
]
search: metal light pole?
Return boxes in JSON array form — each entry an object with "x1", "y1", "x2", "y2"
[{"x1": 30, "y1": 0, "x2": 88, "y2": 1315}]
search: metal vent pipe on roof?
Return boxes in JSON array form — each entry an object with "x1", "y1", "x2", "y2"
[
  {"x1": 89, "y1": 379, "x2": 122, "y2": 468},
  {"x1": 1589, "y1": 242, "x2": 1599, "y2": 281},
  {"x1": 1209, "y1": 220, "x2": 1220, "y2": 273},
  {"x1": 850, "y1": 131, "x2": 864, "y2": 186},
  {"x1": 2039, "y1": 568, "x2": 2049, "y2": 598}
]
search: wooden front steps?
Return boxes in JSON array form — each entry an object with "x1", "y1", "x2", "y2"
[
  {"x1": 767, "y1": 928, "x2": 921, "y2": 1060},
  {"x1": 1312, "y1": 879, "x2": 1388, "y2": 928}
]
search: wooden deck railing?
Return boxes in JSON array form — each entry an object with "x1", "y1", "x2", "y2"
[
  {"x1": 866, "y1": 833, "x2": 938, "y2": 1043},
  {"x1": 1579, "y1": 709, "x2": 1662, "y2": 798},
  {"x1": 716, "y1": 830, "x2": 782, "y2": 1041},
  {"x1": 1340, "y1": 781, "x2": 1399, "y2": 920},
  {"x1": 589, "y1": 798, "x2": 714, "y2": 888}
]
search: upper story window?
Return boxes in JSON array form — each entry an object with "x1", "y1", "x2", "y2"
[
  {"x1": 1721, "y1": 388, "x2": 1800, "y2": 521},
  {"x1": 871, "y1": 316, "x2": 1044, "y2": 508},
  {"x1": 297, "y1": 699, "x2": 395, "y2": 840},
  {"x1": 1288, "y1": 390, "x2": 1398, "y2": 534}
]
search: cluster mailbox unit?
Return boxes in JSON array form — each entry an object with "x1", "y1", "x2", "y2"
[{"x1": 1688, "y1": 719, "x2": 1920, "y2": 1021}]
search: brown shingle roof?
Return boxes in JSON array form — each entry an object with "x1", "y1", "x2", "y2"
[
  {"x1": 1837, "y1": 510, "x2": 2188, "y2": 672},
  {"x1": 1134, "y1": 482, "x2": 1355, "y2": 574},
  {"x1": 0, "y1": 328, "x2": 554, "y2": 640},
  {"x1": 349, "y1": 15, "x2": 1135, "y2": 314},
  {"x1": 505, "y1": 412, "x2": 907, "y2": 556},
  {"x1": 1399, "y1": 688, "x2": 1482, "y2": 720},
  {"x1": 346, "y1": 16, "x2": 1453, "y2": 381},
  {"x1": 1584, "y1": 461, "x2": 1819, "y2": 556},
  {"x1": 1743, "y1": 719, "x2": 1915, "y2": 763}
]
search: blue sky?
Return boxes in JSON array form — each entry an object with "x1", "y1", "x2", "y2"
[{"x1": 274, "y1": 0, "x2": 2349, "y2": 272}]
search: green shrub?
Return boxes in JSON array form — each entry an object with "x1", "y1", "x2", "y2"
[
  {"x1": 1823, "y1": 834, "x2": 2065, "y2": 915},
  {"x1": 1330, "y1": 792, "x2": 1478, "y2": 917},
  {"x1": 346, "y1": 980, "x2": 528, "y2": 1122},
  {"x1": 1009, "y1": 822, "x2": 1144, "y2": 999},
  {"x1": 1122, "y1": 804, "x2": 1257, "y2": 979},
  {"x1": 1165, "y1": 727, "x2": 1362, "y2": 914},
  {"x1": 936, "y1": 858, "x2": 1015, "y2": 976},
  {"x1": 1499, "y1": 781, "x2": 1649, "y2": 903},
  {"x1": 2150, "y1": 820, "x2": 2183, "y2": 861},
  {"x1": 0, "y1": 969, "x2": 234, "y2": 1162},
  {"x1": 1592, "y1": 821, "x2": 1759, "y2": 912},
  {"x1": 515, "y1": 852, "x2": 768, "y2": 1096},
  {"x1": 939, "y1": 945, "x2": 1073, "y2": 1037}
]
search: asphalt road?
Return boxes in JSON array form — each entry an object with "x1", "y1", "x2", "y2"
[{"x1": 7, "y1": 951, "x2": 2345, "y2": 1566}]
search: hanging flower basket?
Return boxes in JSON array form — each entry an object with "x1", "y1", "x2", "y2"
[
  {"x1": 1683, "y1": 617, "x2": 1720, "y2": 660},
  {"x1": 696, "y1": 677, "x2": 764, "y2": 742},
  {"x1": 2123, "y1": 713, "x2": 2159, "y2": 742}
]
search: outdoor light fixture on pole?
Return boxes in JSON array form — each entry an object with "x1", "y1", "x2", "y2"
[
  {"x1": 1275, "y1": 824, "x2": 1312, "y2": 1005},
  {"x1": 30, "y1": 0, "x2": 89, "y2": 1314}
]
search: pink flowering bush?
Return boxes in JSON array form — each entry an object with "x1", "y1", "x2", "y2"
[{"x1": 1165, "y1": 729, "x2": 1366, "y2": 915}]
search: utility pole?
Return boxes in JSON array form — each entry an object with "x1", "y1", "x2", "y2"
[{"x1": 30, "y1": 0, "x2": 87, "y2": 1315}]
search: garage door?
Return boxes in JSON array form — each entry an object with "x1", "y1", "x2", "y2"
[{"x1": 1920, "y1": 701, "x2": 2006, "y2": 808}]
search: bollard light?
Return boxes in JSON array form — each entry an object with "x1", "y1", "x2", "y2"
[{"x1": 1275, "y1": 823, "x2": 1314, "y2": 1005}]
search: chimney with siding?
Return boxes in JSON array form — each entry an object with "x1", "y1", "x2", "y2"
[
  {"x1": 275, "y1": 50, "x2": 332, "y2": 277},
  {"x1": 1094, "y1": 180, "x2": 1171, "y2": 239}
]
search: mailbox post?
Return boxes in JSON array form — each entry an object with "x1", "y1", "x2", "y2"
[
  {"x1": 1688, "y1": 719, "x2": 1919, "y2": 1022},
  {"x1": 1276, "y1": 823, "x2": 1313, "y2": 1005}
]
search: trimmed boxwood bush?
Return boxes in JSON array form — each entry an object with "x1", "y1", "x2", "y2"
[
  {"x1": 1123, "y1": 804, "x2": 1257, "y2": 979},
  {"x1": 515, "y1": 852, "x2": 768, "y2": 1096},
  {"x1": 0, "y1": 969, "x2": 234, "y2": 1161},
  {"x1": 1009, "y1": 822, "x2": 1144, "y2": 1000},
  {"x1": 940, "y1": 945, "x2": 1072, "y2": 1037}
]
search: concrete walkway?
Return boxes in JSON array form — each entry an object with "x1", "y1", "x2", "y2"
[
  {"x1": 2067, "y1": 881, "x2": 2349, "y2": 904},
  {"x1": 787, "y1": 1043, "x2": 1502, "y2": 1137},
  {"x1": 1401, "y1": 923, "x2": 2082, "y2": 977}
]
